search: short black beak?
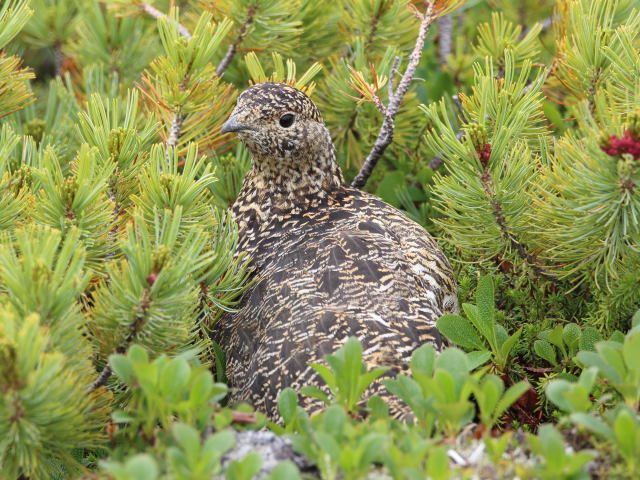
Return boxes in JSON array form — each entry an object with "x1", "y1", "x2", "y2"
[{"x1": 221, "y1": 115, "x2": 252, "y2": 134}]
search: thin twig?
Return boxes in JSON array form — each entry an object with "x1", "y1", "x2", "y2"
[
  {"x1": 139, "y1": 3, "x2": 192, "y2": 150},
  {"x1": 141, "y1": 2, "x2": 191, "y2": 39},
  {"x1": 216, "y1": 4, "x2": 258, "y2": 76},
  {"x1": 387, "y1": 56, "x2": 401, "y2": 102},
  {"x1": 351, "y1": 2, "x2": 436, "y2": 189}
]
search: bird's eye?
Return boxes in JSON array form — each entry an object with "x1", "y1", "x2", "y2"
[{"x1": 279, "y1": 113, "x2": 295, "y2": 128}]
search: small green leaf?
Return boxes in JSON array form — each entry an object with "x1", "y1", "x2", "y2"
[
  {"x1": 109, "y1": 354, "x2": 133, "y2": 384},
  {"x1": 225, "y1": 452, "x2": 262, "y2": 480},
  {"x1": 278, "y1": 388, "x2": 298, "y2": 424},
  {"x1": 498, "y1": 328, "x2": 522, "y2": 367},
  {"x1": 562, "y1": 323, "x2": 581, "y2": 350},
  {"x1": 122, "y1": 454, "x2": 159, "y2": 480},
  {"x1": 300, "y1": 385, "x2": 330, "y2": 405},
  {"x1": 579, "y1": 327, "x2": 602, "y2": 351},
  {"x1": 264, "y1": 461, "x2": 300, "y2": 480},
  {"x1": 534, "y1": 339, "x2": 558, "y2": 366},
  {"x1": 367, "y1": 395, "x2": 389, "y2": 418}
]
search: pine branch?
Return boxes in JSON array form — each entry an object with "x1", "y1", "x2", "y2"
[
  {"x1": 351, "y1": 2, "x2": 436, "y2": 189},
  {"x1": 90, "y1": 285, "x2": 153, "y2": 391},
  {"x1": 216, "y1": 4, "x2": 258, "y2": 76},
  {"x1": 479, "y1": 168, "x2": 557, "y2": 282},
  {"x1": 140, "y1": 2, "x2": 191, "y2": 39},
  {"x1": 139, "y1": 3, "x2": 192, "y2": 148}
]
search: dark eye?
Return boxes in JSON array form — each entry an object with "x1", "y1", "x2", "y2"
[{"x1": 279, "y1": 113, "x2": 295, "y2": 128}]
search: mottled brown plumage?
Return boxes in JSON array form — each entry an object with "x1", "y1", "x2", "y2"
[{"x1": 214, "y1": 82, "x2": 457, "y2": 419}]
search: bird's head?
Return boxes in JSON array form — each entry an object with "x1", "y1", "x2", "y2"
[{"x1": 222, "y1": 82, "x2": 335, "y2": 167}]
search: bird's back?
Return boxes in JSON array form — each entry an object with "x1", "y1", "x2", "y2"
[{"x1": 214, "y1": 185, "x2": 457, "y2": 418}]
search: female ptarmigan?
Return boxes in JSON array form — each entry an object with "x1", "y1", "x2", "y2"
[{"x1": 214, "y1": 82, "x2": 457, "y2": 419}]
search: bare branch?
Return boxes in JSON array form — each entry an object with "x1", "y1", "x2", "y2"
[
  {"x1": 351, "y1": 2, "x2": 436, "y2": 189},
  {"x1": 216, "y1": 4, "x2": 258, "y2": 76},
  {"x1": 141, "y1": 2, "x2": 191, "y2": 39},
  {"x1": 388, "y1": 56, "x2": 401, "y2": 99}
]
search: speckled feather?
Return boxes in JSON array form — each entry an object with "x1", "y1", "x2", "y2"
[{"x1": 213, "y1": 83, "x2": 458, "y2": 419}]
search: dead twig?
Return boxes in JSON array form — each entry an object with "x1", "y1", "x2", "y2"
[
  {"x1": 141, "y1": 2, "x2": 191, "y2": 39},
  {"x1": 139, "y1": 3, "x2": 191, "y2": 150},
  {"x1": 216, "y1": 4, "x2": 259, "y2": 76},
  {"x1": 351, "y1": 2, "x2": 437, "y2": 189}
]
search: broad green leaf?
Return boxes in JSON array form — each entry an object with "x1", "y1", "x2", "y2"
[
  {"x1": 225, "y1": 452, "x2": 262, "y2": 480},
  {"x1": 575, "y1": 351, "x2": 622, "y2": 384},
  {"x1": 205, "y1": 430, "x2": 235, "y2": 455},
  {"x1": 466, "y1": 350, "x2": 491, "y2": 370},
  {"x1": 436, "y1": 314, "x2": 485, "y2": 350},
  {"x1": 109, "y1": 354, "x2": 133, "y2": 384},
  {"x1": 188, "y1": 370, "x2": 215, "y2": 405},
  {"x1": 546, "y1": 379, "x2": 574, "y2": 412},
  {"x1": 570, "y1": 413, "x2": 614, "y2": 440},
  {"x1": 594, "y1": 342, "x2": 626, "y2": 381},
  {"x1": 322, "y1": 405, "x2": 347, "y2": 434},
  {"x1": 172, "y1": 423, "x2": 200, "y2": 462},
  {"x1": 160, "y1": 358, "x2": 190, "y2": 397},
  {"x1": 410, "y1": 343, "x2": 435, "y2": 377},
  {"x1": 435, "y1": 347, "x2": 470, "y2": 377},
  {"x1": 613, "y1": 409, "x2": 639, "y2": 460},
  {"x1": 122, "y1": 454, "x2": 159, "y2": 480},
  {"x1": 426, "y1": 446, "x2": 451, "y2": 480},
  {"x1": 264, "y1": 461, "x2": 300, "y2": 480},
  {"x1": 547, "y1": 325, "x2": 564, "y2": 349},
  {"x1": 622, "y1": 333, "x2": 640, "y2": 374}
]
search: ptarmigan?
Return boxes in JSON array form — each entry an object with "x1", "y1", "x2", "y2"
[{"x1": 214, "y1": 82, "x2": 457, "y2": 419}]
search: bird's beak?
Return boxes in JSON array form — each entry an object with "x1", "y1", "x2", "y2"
[{"x1": 221, "y1": 115, "x2": 252, "y2": 134}]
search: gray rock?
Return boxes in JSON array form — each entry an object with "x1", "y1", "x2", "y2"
[{"x1": 221, "y1": 429, "x2": 316, "y2": 479}]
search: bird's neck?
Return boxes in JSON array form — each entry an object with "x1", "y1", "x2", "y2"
[
  {"x1": 232, "y1": 146, "x2": 344, "y2": 254},
  {"x1": 242, "y1": 147, "x2": 343, "y2": 208}
]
